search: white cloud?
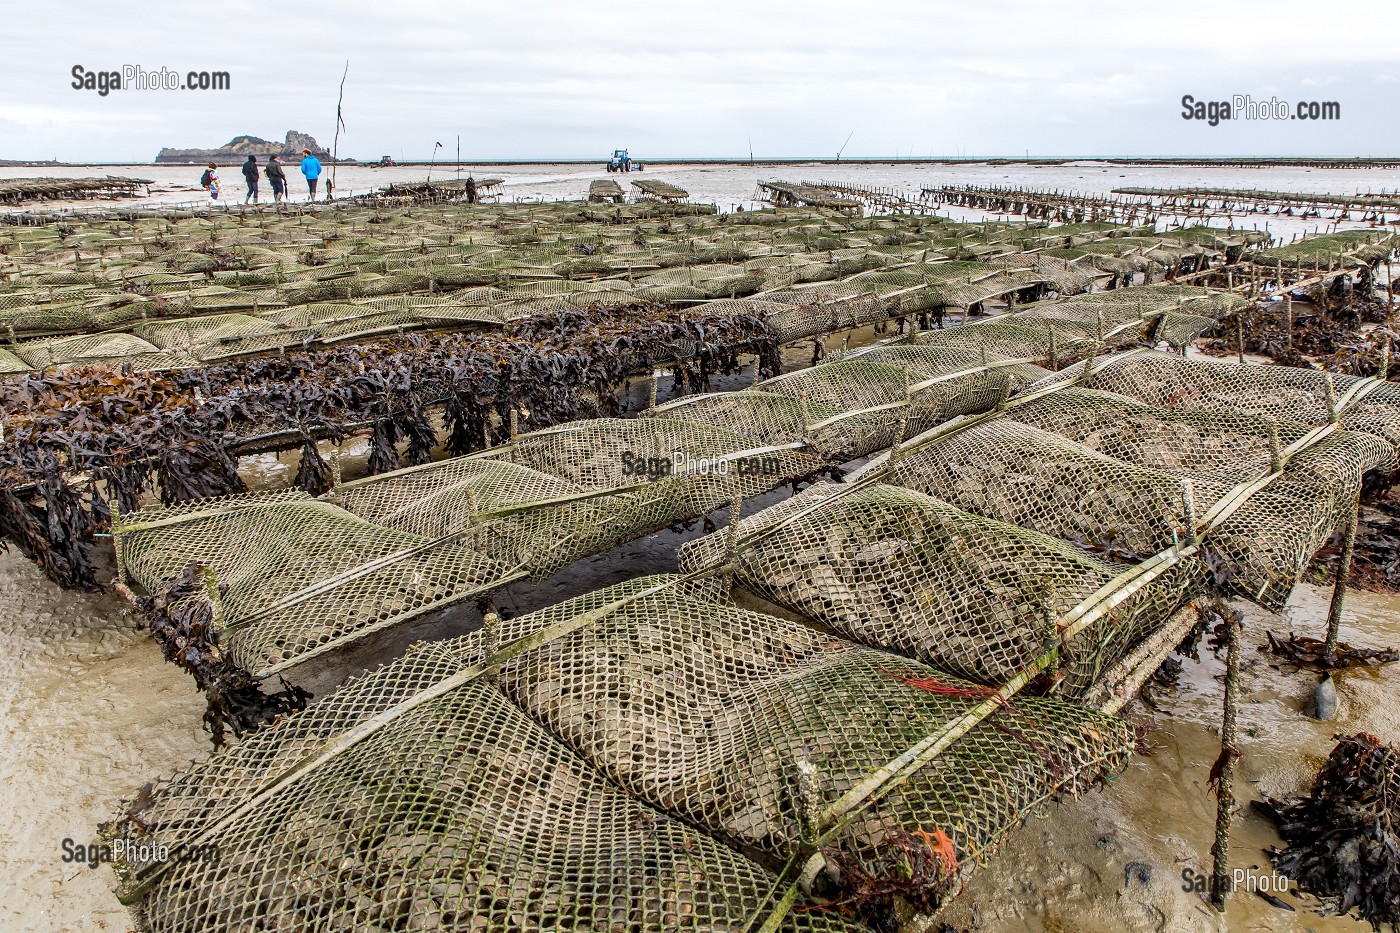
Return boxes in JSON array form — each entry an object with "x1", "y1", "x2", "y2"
[{"x1": 0, "y1": 0, "x2": 1395, "y2": 161}]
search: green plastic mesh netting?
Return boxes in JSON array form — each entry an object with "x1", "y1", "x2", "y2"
[
  {"x1": 1010, "y1": 284, "x2": 1245, "y2": 349},
  {"x1": 114, "y1": 491, "x2": 515, "y2": 677},
  {"x1": 1003, "y1": 385, "x2": 1396, "y2": 515},
  {"x1": 331, "y1": 418, "x2": 824, "y2": 579},
  {"x1": 907, "y1": 317, "x2": 1095, "y2": 365},
  {"x1": 116, "y1": 418, "x2": 824, "y2": 677},
  {"x1": 650, "y1": 345, "x2": 1047, "y2": 459},
  {"x1": 105, "y1": 592, "x2": 865, "y2": 932},
  {"x1": 489, "y1": 579, "x2": 1136, "y2": 911},
  {"x1": 14, "y1": 331, "x2": 198, "y2": 371},
  {"x1": 1035, "y1": 350, "x2": 1400, "y2": 451},
  {"x1": 881, "y1": 418, "x2": 1356, "y2": 608},
  {"x1": 676, "y1": 481, "x2": 1201, "y2": 696},
  {"x1": 0, "y1": 345, "x2": 29, "y2": 373},
  {"x1": 106, "y1": 574, "x2": 1134, "y2": 929}
]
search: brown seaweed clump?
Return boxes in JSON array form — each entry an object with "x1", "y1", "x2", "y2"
[{"x1": 1259, "y1": 733, "x2": 1400, "y2": 931}]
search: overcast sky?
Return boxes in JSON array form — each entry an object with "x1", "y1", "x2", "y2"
[{"x1": 3, "y1": 1, "x2": 1396, "y2": 162}]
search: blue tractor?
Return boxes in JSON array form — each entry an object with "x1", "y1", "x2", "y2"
[{"x1": 606, "y1": 149, "x2": 643, "y2": 172}]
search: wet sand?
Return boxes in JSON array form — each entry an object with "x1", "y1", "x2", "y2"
[
  {"x1": 0, "y1": 548, "x2": 207, "y2": 932},
  {"x1": 932, "y1": 583, "x2": 1399, "y2": 933},
  {"x1": 2, "y1": 160, "x2": 1393, "y2": 241}
]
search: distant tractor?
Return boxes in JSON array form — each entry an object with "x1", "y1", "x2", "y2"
[{"x1": 606, "y1": 149, "x2": 644, "y2": 173}]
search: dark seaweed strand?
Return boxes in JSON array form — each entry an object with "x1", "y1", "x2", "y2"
[
  {"x1": 136, "y1": 562, "x2": 312, "y2": 748},
  {"x1": 0, "y1": 301, "x2": 778, "y2": 589}
]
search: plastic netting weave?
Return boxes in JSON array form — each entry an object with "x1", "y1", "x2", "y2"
[
  {"x1": 115, "y1": 492, "x2": 514, "y2": 677},
  {"x1": 110, "y1": 603, "x2": 864, "y2": 933},
  {"x1": 14, "y1": 331, "x2": 198, "y2": 371},
  {"x1": 331, "y1": 419, "x2": 823, "y2": 579},
  {"x1": 499, "y1": 416, "x2": 823, "y2": 513},
  {"x1": 108, "y1": 574, "x2": 1133, "y2": 929},
  {"x1": 1004, "y1": 386, "x2": 1396, "y2": 507},
  {"x1": 0, "y1": 345, "x2": 29, "y2": 373},
  {"x1": 492, "y1": 579, "x2": 1136, "y2": 909},
  {"x1": 135, "y1": 313, "x2": 300, "y2": 361},
  {"x1": 650, "y1": 346, "x2": 1046, "y2": 459},
  {"x1": 882, "y1": 419, "x2": 1348, "y2": 608},
  {"x1": 1037, "y1": 350, "x2": 1400, "y2": 451},
  {"x1": 677, "y1": 481, "x2": 1201, "y2": 695}
]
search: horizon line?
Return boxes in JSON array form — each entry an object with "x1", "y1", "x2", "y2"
[{"x1": 5, "y1": 154, "x2": 1400, "y2": 168}]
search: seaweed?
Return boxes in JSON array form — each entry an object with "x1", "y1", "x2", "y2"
[
  {"x1": 0, "y1": 301, "x2": 778, "y2": 589},
  {"x1": 1257, "y1": 733, "x2": 1400, "y2": 931},
  {"x1": 1264, "y1": 632, "x2": 1399, "y2": 670},
  {"x1": 135, "y1": 562, "x2": 311, "y2": 746}
]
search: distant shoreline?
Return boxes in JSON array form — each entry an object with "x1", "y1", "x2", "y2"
[{"x1": 3, "y1": 156, "x2": 1400, "y2": 169}]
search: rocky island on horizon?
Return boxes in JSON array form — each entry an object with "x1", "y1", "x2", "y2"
[{"x1": 154, "y1": 130, "x2": 348, "y2": 164}]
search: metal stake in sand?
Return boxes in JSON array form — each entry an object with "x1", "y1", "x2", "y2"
[
  {"x1": 1322, "y1": 489, "x2": 1361, "y2": 665},
  {"x1": 1209, "y1": 607, "x2": 1243, "y2": 911}
]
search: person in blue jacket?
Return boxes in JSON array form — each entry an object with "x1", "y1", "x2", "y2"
[{"x1": 300, "y1": 148, "x2": 323, "y2": 200}]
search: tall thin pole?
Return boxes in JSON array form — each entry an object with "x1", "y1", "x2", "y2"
[
  {"x1": 456, "y1": 135, "x2": 461, "y2": 181},
  {"x1": 330, "y1": 61, "x2": 349, "y2": 199},
  {"x1": 1209, "y1": 608, "x2": 1243, "y2": 910},
  {"x1": 1322, "y1": 490, "x2": 1362, "y2": 664},
  {"x1": 427, "y1": 142, "x2": 441, "y2": 185},
  {"x1": 836, "y1": 130, "x2": 854, "y2": 162}
]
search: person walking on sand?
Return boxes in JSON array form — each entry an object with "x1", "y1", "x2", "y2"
[
  {"x1": 241, "y1": 154, "x2": 260, "y2": 204},
  {"x1": 300, "y1": 148, "x2": 323, "y2": 201},
  {"x1": 200, "y1": 162, "x2": 221, "y2": 202},
  {"x1": 265, "y1": 154, "x2": 287, "y2": 203}
]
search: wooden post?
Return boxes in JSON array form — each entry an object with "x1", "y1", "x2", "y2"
[
  {"x1": 1284, "y1": 294, "x2": 1293, "y2": 353},
  {"x1": 1209, "y1": 608, "x2": 1243, "y2": 911},
  {"x1": 481, "y1": 607, "x2": 501, "y2": 682},
  {"x1": 1322, "y1": 490, "x2": 1361, "y2": 664}
]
